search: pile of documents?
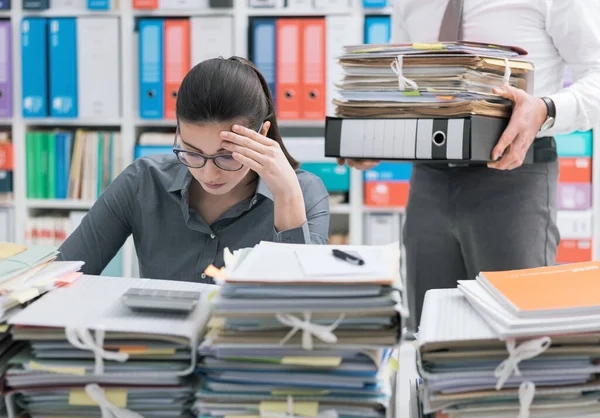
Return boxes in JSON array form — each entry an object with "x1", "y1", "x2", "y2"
[
  {"x1": 415, "y1": 261, "x2": 600, "y2": 418},
  {"x1": 0, "y1": 242, "x2": 83, "y2": 324},
  {"x1": 333, "y1": 41, "x2": 534, "y2": 118},
  {"x1": 4, "y1": 275, "x2": 215, "y2": 417},
  {"x1": 0, "y1": 242, "x2": 84, "y2": 417},
  {"x1": 195, "y1": 241, "x2": 407, "y2": 418}
]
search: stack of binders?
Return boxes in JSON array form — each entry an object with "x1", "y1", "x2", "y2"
[
  {"x1": 3, "y1": 275, "x2": 215, "y2": 417},
  {"x1": 325, "y1": 42, "x2": 535, "y2": 164},
  {"x1": 195, "y1": 241, "x2": 407, "y2": 418},
  {"x1": 415, "y1": 261, "x2": 600, "y2": 417}
]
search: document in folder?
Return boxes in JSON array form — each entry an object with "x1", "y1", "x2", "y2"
[{"x1": 224, "y1": 241, "x2": 399, "y2": 284}]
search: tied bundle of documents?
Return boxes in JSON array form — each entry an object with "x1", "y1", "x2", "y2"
[
  {"x1": 0, "y1": 242, "x2": 83, "y2": 324},
  {"x1": 416, "y1": 277, "x2": 600, "y2": 418},
  {"x1": 195, "y1": 241, "x2": 408, "y2": 418},
  {"x1": 333, "y1": 41, "x2": 533, "y2": 119},
  {"x1": 4, "y1": 275, "x2": 216, "y2": 417},
  {"x1": 324, "y1": 42, "x2": 536, "y2": 164}
]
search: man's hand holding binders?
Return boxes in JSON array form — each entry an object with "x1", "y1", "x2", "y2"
[{"x1": 487, "y1": 84, "x2": 550, "y2": 171}]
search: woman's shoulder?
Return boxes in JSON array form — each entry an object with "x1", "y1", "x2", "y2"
[{"x1": 294, "y1": 169, "x2": 329, "y2": 202}]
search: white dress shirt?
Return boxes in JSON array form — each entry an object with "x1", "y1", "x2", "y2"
[{"x1": 391, "y1": 0, "x2": 600, "y2": 135}]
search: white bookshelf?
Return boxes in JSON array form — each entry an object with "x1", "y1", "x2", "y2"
[{"x1": 5, "y1": 0, "x2": 400, "y2": 276}]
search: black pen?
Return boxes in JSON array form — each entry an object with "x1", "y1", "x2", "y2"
[{"x1": 332, "y1": 249, "x2": 365, "y2": 265}]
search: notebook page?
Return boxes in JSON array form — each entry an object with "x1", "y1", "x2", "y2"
[
  {"x1": 418, "y1": 289, "x2": 497, "y2": 347},
  {"x1": 228, "y1": 242, "x2": 399, "y2": 283}
]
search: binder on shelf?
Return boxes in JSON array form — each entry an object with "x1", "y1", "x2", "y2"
[
  {"x1": 21, "y1": 18, "x2": 48, "y2": 118},
  {"x1": 164, "y1": 19, "x2": 190, "y2": 120},
  {"x1": 362, "y1": 0, "x2": 387, "y2": 7},
  {"x1": 0, "y1": 20, "x2": 11, "y2": 118},
  {"x1": 22, "y1": 0, "x2": 49, "y2": 9},
  {"x1": 49, "y1": 18, "x2": 78, "y2": 118},
  {"x1": 190, "y1": 16, "x2": 233, "y2": 66},
  {"x1": 324, "y1": 116, "x2": 535, "y2": 164},
  {"x1": 0, "y1": 0, "x2": 9, "y2": 10},
  {"x1": 87, "y1": 0, "x2": 111, "y2": 10},
  {"x1": 51, "y1": 0, "x2": 87, "y2": 9},
  {"x1": 209, "y1": 0, "x2": 233, "y2": 7},
  {"x1": 133, "y1": 0, "x2": 157, "y2": 8},
  {"x1": 159, "y1": 0, "x2": 205, "y2": 8},
  {"x1": 249, "y1": 18, "x2": 276, "y2": 105},
  {"x1": 138, "y1": 19, "x2": 164, "y2": 119},
  {"x1": 301, "y1": 18, "x2": 325, "y2": 120},
  {"x1": 77, "y1": 17, "x2": 121, "y2": 119},
  {"x1": 275, "y1": 19, "x2": 302, "y2": 120},
  {"x1": 364, "y1": 15, "x2": 391, "y2": 44}
]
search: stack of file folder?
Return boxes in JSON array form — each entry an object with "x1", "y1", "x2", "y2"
[
  {"x1": 324, "y1": 42, "x2": 536, "y2": 163},
  {"x1": 414, "y1": 261, "x2": 600, "y2": 418},
  {"x1": 195, "y1": 241, "x2": 407, "y2": 418},
  {"x1": 3, "y1": 275, "x2": 215, "y2": 417}
]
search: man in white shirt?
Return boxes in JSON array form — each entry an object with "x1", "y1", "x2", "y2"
[{"x1": 340, "y1": 0, "x2": 600, "y2": 331}]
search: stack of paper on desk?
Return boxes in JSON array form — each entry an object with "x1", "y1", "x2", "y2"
[
  {"x1": 333, "y1": 41, "x2": 534, "y2": 119},
  {"x1": 195, "y1": 241, "x2": 407, "y2": 418},
  {"x1": 415, "y1": 287, "x2": 600, "y2": 418},
  {"x1": 0, "y1": 243, "x2": 83, "y2": 324},
  {"x1": 3, "y1": 275, "x2": 216, "y2": 417}
]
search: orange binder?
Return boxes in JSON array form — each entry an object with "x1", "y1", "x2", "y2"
[
  {"x1": 276, "y1": 19, "x2": 302, "y2": 121},
  {"x1": 364, "y1": 181, "x2": 410, "y2": 208},
  {"x1": 301, "y1": 18, "x2": 326, "y2": 120},
  {"x1": 133, "y1": 0, "x2": 157, "y2": 9},
  {"x1": 556, "y1": 239, "x2": 592, "y2": 263},
  {"x1": 479, "y1": 261, "x2": 600, "y2": 314},
  {"x1": 0, "y1": 142, "x2": 13, "y2": 170},
  {"x1": 559, "y1": 157, "x2": 592, "y2": 183},
  {"x1": 164, "y1": 19, "x2": 191, "y2": 120}
]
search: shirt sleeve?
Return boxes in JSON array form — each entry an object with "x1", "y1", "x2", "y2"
[
  {"x1": 272, "y1": 174, "x2": 330, "y2": 245},
  {"x1": 56, "y1": 162, "x2": 140, "y2": 275},
  {"x1": 544, "y1": 0, "x2": 600, "y2": 134}
]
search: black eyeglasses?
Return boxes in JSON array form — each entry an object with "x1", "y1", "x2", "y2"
[{"x1": 172, "y1": 125, "x2": 244, "y2": 171}]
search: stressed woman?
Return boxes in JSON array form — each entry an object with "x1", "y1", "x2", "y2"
[{"x1": 57, "y1": 57, "x2": 330, "y2": 281}]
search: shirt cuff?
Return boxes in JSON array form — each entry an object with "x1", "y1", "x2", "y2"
[
  {"x1": 548, "y1": 89, "x2": 578, "y2": 134},
  {"x1": 273, "y1": 221, "x2": 311, "y2": 244}
]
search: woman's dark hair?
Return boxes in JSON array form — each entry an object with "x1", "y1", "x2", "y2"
[{"x1": 176, "y1": 56, "x2": 300, "y2": 170}]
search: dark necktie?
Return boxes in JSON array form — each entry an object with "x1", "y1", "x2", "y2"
[{"x1": 438, "y1": 0, "x2": 464, "y2": 41}]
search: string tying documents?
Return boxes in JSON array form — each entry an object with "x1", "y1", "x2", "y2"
[
  {"x1": 66, "y1": 326, "x2": 129, "y2": 375},
  {"x1": 276, "y1": 312, "x2": 345, "y2": 351},
  {"x1": 494, "y1": 336, "x2": 551, "y2": 390},
  {"x1": 390, "y1": 56, "x2": 419, "y2": 91},
  {"x1": 518, "y1": 381, "x2": 536, "y2": 418},
  {"x1": 260, "y1": 396, "x2": 339, "y2": 418},
  {"x1": 84, "y1": 384, "x2": 144, "y2": 418}
]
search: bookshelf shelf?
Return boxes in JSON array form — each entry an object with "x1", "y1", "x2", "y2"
[
  {"x1": 0, "y1": 11, "x2": 10, "y2": 17},
  {"x1": 363, "y1": 206, "x2": 405, "y2": 214},
  {"x1": 21, "y1": 9, "x2": 122, "y2": 17},
  {"x1": 22, "y1": 118, "x2": 122, "y2": 127},
  {"x1": 132, "y1": 9, "x2": 235, "y2": 17},
  {"x1": 25, "y1": 199, "x2": 96, "y2": 210},
  {"x1": 135, "y1": 119, "x2": 177, "y2": 128},
  {"x1": 0, "y1": 118, "x2": 11, "y2": 125},
  {"x1": 245, "y1": 8, "x2": 353, "y2": 17},
  {"x1": 362, "y1": 6, "x2": 393, "y2": 15},
  {"x1": 331, "y1": 203, "x2": 351, "y2": 214}
]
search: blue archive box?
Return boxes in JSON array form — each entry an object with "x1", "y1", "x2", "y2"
[
  {"x1": 49, "y1": 18, "x2": 78, "y2": 118},
  {"x1": 138, "y1": 19, "x2": 164, "y2": 119}
]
